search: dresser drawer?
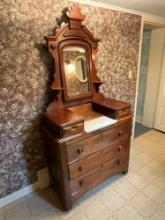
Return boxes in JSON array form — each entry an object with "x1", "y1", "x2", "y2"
[
  {"x1": 69, "y1": 151, "x2": 101, "y2": 180},
  {"x1": 67, "y1": 121, "x2": 131, "y2": 162},
  {"x1": 63, "y1": 122, "x2": 84, "y2": 137},
  {"x1": 70, "y1": 167, "x2": 101, "y2": 195},
  {"x1": 102, "y1": 156, "x2": 128, "y2": 179},
  {"x1": 102, "y1": 139, "x2": 130, "y2": 164}
]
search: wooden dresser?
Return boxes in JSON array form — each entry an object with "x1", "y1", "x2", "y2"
[{"x1": 42, "y1": 5, "x2": 132, "y2": 210}]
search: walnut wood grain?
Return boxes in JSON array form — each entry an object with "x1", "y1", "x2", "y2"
[
  {"x1": 66, "y1": 121, "x2": 131, "y2": 162},
  {"x1": 71, "y1": 154, "x2": 130, "y2": 202},
  {"x1": 70, "y1": 167, "x2": 101, "y2": 195},
  {"x1": 42, "y1": 5, "x2": 132, "y2": 210},
  {"x1": 69, "y1": 151, "x2": 101, "y2": 180},
  {"x1": 101, "y1": 139, "x2": 129, "y2": 164}
]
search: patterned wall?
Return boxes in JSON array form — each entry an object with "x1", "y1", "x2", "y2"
[{"x1": 0, "y1": 0, "x2": 141, "y2": 198}]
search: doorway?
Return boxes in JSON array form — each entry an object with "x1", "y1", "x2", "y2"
[{"x1": 135, "y1": 23, "x2": 165, "y2": 138}]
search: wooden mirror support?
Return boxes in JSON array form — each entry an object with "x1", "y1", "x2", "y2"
[
  {"x1": 42, "y1": 5, "x2": 132, "y2": 210},
  {"x1": 45, "y1": 4, "x2": 102, "y2": 108}
]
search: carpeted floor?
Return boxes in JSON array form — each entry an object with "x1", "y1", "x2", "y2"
[{"x1": 0, "y1": 129, "x2": 165, "y2": 220}]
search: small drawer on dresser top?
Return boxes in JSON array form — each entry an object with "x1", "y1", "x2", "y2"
[
  {"x1": 63, "y1": 122, "x2": 83, "y2": 137},
  {"x1": 102, "y1": 140, "x2": 130, "y2": 164},
  {"x1": 117, "y1": 107, "x2": 131, "y2": 118},
  {"x1": 66, "y1": 121, "x2": 131, "y2": 162},
  {"x1": 70, "y1": 167, "x2": 101, "y2": 196},
  {"x1": 69, "y1": 151, "x2": 101, "y2": 180}
]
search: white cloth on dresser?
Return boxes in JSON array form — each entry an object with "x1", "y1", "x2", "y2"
[{"x1": 84, "y1": 116, "x2": 117, "y2": 133}]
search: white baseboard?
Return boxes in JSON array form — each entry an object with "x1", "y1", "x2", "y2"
[
  {"x1": 136, "y1": 115, "x2": 143, "y2": 123},
  {"x1": 0, "y1": 167, "x2": 50, "y2": 208},
  {"x1": 0, "y1": 182, "x2": 38, "y2": 209}
]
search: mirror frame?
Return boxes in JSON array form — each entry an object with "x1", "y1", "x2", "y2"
[
  {"x1": 60, "y1": 41, "x2": 92, "y2": 101},
  {"x1": 45, "y1": 5, "x2": 102, "y2": 109}
]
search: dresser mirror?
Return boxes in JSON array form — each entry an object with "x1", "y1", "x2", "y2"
[
  {"x1": 62, "y1": 46, "x2": 89, "y2": 97},
  {"x1": 45, "y1": 4, "x2": 102, "y2": 106}
]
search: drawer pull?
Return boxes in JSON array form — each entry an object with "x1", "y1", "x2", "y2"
[
  {"x1": 118, "y1": 130, "x2": 123, "y2": 136},
  {"x1": 71, "y1": 125, "x2": 78, "y2": 131},
  {"x1": 116, "y1": 159, "x2": 121, "y2": 166},
  {"x1": 78, "y1": 166, "x2": 83, "y2": 171},
  {"x1": 77, "y1": 148, "x2": 84, "y2": 154},
  {"x1": 118, "y1": 145, "x2": 123, "y2": 151},
  {"x1": 79, "y1": 180, "x2": 84, "y2": 186}
]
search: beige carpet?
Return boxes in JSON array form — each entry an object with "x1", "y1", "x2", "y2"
[{"x1": 0, "y1": 129, "x2": 165, "y2": 220}]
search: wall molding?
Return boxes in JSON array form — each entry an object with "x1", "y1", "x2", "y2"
[
  {"x1": 0, "y1": 167, "x2": 50, "y2": 208},
  {"x1": 69, "y1": 0, "x2": 165, "y2": 25},
  {"x1": 0, "y1": 183, "x2": 38, "y2": 208}
]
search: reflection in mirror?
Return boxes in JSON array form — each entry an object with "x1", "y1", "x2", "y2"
[
  {"x1": 75, "y1": 56, "x2": 88, "y2": 82},
  {"x1": 63, "y1": 46, "x2": 89, "y2": 97}
]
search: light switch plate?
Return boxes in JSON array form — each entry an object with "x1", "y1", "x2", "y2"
[{"x1": 128, "y1": 71, "x2": 133, "y2": 79}]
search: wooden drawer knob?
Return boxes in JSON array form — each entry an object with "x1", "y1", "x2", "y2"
[
  {"x1": 116, "y1": 159, "x2": 121, "y2": 166},
  {"x1": 71, "y1": 125, "x2": 78, "y2": 131},
  {"x1": 118, "y1": 145, "x2": 123, "y2": 151},
  {"x1": 77, "y1": 148, "x2": 84, "y2": 154},
  {"x1": 118, "y1": 130, "x2": 123, "y2": 136},
  {"x1": 79, "y1": 180, "x2": 84, "y2": 186},
  {"x1": 78, "y1": 166, "x2": 83, "y2": 171}
]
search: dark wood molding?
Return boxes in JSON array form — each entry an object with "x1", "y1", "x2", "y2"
[{"x1": 45, "y1": 4, "x2": 101, "y2": 110}]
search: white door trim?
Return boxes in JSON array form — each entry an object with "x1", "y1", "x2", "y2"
[
  {"x1": 132, "y1": 17, "x2": 144, "y2": 138},
  {"x1": 154, "y1": 40, "x2": 165, "y2": 131},
  {"x1": 142, "y1": 28, "x2": 165, "y2": 128}
]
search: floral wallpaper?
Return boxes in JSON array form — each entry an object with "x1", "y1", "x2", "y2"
[{"x1": 0, "y1": 0, "x2": 141, "y2": 198}]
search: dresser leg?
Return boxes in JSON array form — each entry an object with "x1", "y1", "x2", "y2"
[
  {"x1": 63, "y1": 201, "x2": 72, "y2": 211},
  {"x1": 122, "y1": 167, "x2": 128, "y2": 174}
]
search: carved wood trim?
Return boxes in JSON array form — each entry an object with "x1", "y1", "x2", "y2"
[{"x1": 45, "y1": 4, "x2": 102, "y2": 111}]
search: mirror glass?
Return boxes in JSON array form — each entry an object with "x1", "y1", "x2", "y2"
[{"x1": 63, "y1": 46, "x2": 89, "y2": 97}]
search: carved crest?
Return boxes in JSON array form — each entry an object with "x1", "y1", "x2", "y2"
[{"x1": 67, "y1": 4, "x2": 85, "y2": 21}]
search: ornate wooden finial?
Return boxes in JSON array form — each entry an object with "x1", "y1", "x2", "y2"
[{"x1": 67, "y1": 4, "x2": 85, "y2": 21}]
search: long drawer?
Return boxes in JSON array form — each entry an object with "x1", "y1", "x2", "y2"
[
  {"x1": 69, "y1": 139, "x2": 130, "y2": 180},
  {"x1": 70, "y1": 155, "x2": 129, "y2": 198},
  {"x1": 66, "y1": 121, "x2": 131, "y2": 162}
]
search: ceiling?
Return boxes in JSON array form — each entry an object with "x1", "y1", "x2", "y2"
[{"x1": 92, "y1": 0, "x2": 165, "y2": 17}]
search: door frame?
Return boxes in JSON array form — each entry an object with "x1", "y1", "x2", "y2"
[
  {"x1": 154, "y1": 44, "x2": 165, "y2": 131},
  {"x1": 142, "y1": 27, "x2": 165, "y2": 128},
  {"x1": 133, "y1": 20, "x2": 165, "y2": 138}
]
